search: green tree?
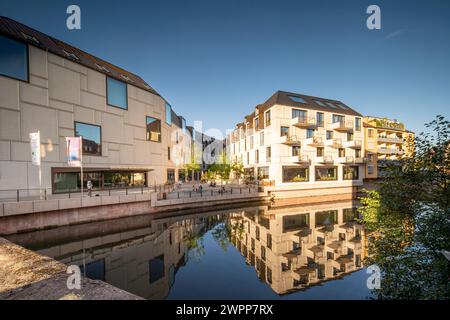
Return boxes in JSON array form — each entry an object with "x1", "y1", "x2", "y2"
[{"x1": 358, "y1": 115, "x2": 450, "y2": 299}]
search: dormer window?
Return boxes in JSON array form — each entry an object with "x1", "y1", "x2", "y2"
[
  {"x1": 62, "y1": 49, "x2": 79, "y2": 60},
  {"x1": 20, "y1": 32, "x2": 39, "y2": 45},
  {"x1": 120, "y1": 74, "x2": 134, "y2": 83},
  {"x1": 95, "y1": 63, "x2": 110, "y2": 73}
]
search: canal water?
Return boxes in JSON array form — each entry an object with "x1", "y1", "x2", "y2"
[{"x1": 5, "y1": 200, "x2": 374, "y2": 300}]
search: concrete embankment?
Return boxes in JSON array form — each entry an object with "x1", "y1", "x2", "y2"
[
  {"x1": 0, "y1": 193, "x2": 268, "y2": 235},
  {"x1": 0, "y1": 237, "x2": 141, "y2": 300}
]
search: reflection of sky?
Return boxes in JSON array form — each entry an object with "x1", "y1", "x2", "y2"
[
  {"x1": 75, "y1": 122, "x2": 100, "y2": 143},
  {"x1": 0, "y1": 35, "x2": 27, "y2": 80}
]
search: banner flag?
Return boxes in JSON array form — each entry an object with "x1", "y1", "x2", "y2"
[
  {"x1": 66, "y1": 137, "x2": 82, "y2": 167},
  {"x1": 29, "y1": 132, "x2": 41, "y2": 166}
]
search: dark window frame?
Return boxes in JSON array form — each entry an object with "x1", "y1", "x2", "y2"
[
  {"x1": 106, "y1": 76, "x2": 129, "y2": 110},
  {"x1": 0, "y1": 34, "x2": 30, "y2": 83},
  {"x1": 146, "y1": 116, "x2": 162, "y2": 143},
  {"x1": 74, "y1": 121, "x2": 102, "y2": 157}
]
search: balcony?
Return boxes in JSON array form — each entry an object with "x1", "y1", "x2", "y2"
[
  {"x1": 291, "y1": 116, "x2": 316, "y2": 129},
  {"x1": 378, "y1": 148, "x2": 405, "y2": 155},
  {"x1": 289, "y1": 154, "x2": 310, "y2": 164},
  {"x1": 280, "y1": 135, "x2": 301, "y2": 146},
  {"x1": 332, "y1": 120, "x2": 354, "y2": 132},
  {"x1": 343, "y1": 139, "x2": 362, "y2": 149},
  {"x1": 315, "y1": 155, "x2": 333, "y2": 164},
  {"x1": 378, "y1": 136, "x2": 403, "y2": 144},
  {"x1": 354, "y1": 157, "x2": 366, "y2": 164},
  {"x1": 306, "y1": 136, "x2": 323, "y2": 147},
  {"x1": 337, "y1": 156, "x2": 354, "y2": 164},
  {"x1": 324, "y1": 138, "x2": 342, "y2": 148}
]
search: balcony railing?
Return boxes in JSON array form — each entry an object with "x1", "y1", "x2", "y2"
[
  {"x1": 337, "y1": 156, "x2": 355, "y2": 164},
  {"x1": 280, "y1": 135, "x2": 301, "y2": 146},
  {"x1": 306, "y1": 136, "x2": 323, "y2": 146},
  {"x1": 315, "y1": 155, "x2": 334, "y2": 164},
  {"x1": 324, "y1": 138, "x2": 342, "y2": 148},
  {"x1": 291, "y1": 116, "x2": 316, "y2": 128},
  {"x1": 343, "y1": 139, "x2": 362, "y2": 148},
  {"x1": 378, "y1": 148, "x2": 404, "y2": 155},
  {"x1": 289, "y1": 154, "x2": 310, "y2": 163},
  {"x1": 378, "y1": 136, "x2": 403, "y2": 144},
  {"x1": 332, "y1": 120, "x2": 354, "y2": 132}
]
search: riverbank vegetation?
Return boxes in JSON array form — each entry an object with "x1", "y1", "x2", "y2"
[{"x1": 359, "y1": 115, "x2": 450, "y2": 299}]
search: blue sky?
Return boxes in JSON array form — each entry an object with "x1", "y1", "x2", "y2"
[{"x1": 1, "y1": 0, "x2": 449, "y2": 138}]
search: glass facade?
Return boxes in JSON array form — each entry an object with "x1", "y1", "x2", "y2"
[
  {"x1": 75, "y1": 122, "x2": 101, "y2": 156},
  {"x1": 52, "y1": 170, "x2": 147, "y2": 193},
  {"x1": 146, "y1": 116, "x2": 162, "y2": 142},
  {"x1": 107, "y1": 77, "x2": 128, "y2": 109},
  {"x1": 282, "y1": 166, "x2": 309, "y2": 182},
  {"x1": 0, "y1": 35, "x2": 28, "y2": 81},
  {"x1": 343, "y1": 166, "x2": 359, "y2": 180},
  {"x1": 315, "y1": 167, "x2": 337, "y2": 181}
]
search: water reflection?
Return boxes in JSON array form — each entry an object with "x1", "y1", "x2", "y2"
[{"x1": 6, "y1": 200, "x2": 369, "y2": 300}]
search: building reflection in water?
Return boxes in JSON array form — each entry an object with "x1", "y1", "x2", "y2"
[
  {"x1": 228, "y1": 201, "x2": 367, "y2": 295},
  {"x1": 6, "y1": 200, "x2": 367, "y2": 299}
]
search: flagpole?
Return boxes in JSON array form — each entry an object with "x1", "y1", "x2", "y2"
[
  {"x1": 38, "y1": 131, "x2": 42, "y2": 200},
  {"x1": 80, "y1": 136, "x2": 84, "y2": 201}
]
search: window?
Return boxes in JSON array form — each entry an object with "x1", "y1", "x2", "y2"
[
  {"x1": 165, "y1": 103, "x2": 172, "y2": 125},
  {"x1": 314, "y1": 100, "x2": 326, "y2": 107},
  {"x1": 283, "y1": 214, "x2": 309, "y2": 232},
  {"x1": 292, "y1": 146, "x2": 301, "y2": 156},
  {"x1": 267, "y1": 234, "x2": 272, "y2": 249},
  {"x1": 337, "y1": 103, "x2": 348, "y2": 110},
  {"x1": 315, "y1": 167, "x2": 337, "y2": 181},
  {"x1": 0, "y1": 34, "x2": 28, "y2": 81},
  {"x1": 260, "y1": 132, "x2": 264, "y2": 146},
  {"x1": 333, "y1": 114, "x2": 345, "y2": 123},
  {"x1": 292, "y1": 109, "x2": 307, "y2": 120},
  {"x1": 266, "y1": 147, "x2": 271, "y2": 162},
  {"x1": 107, "y1": 77, "x2": 128, "y2": 109},
  {"x1": 317, "y1": 147, "x2": 324, "y2": 157},
  {"x1": 255, "y1": 150, "x2": 259, "y2": 164},
  {"x1": 258, "y1": 167, "x2": 269, "y2": 179},
  {"x1": 368, "y1": 129, "x2": 374, "y2": 138},
  {"x1": 149, "y1": 255, "x2": 165, "y2": 284},
  {"x1": 343, "y1": 166, "x2": 359, "y2": 180},
  {"x1": 265, "y1": 110, "x2": 271, "y2": 127},
  {"x1": 250, "y1": 136, "x2": 254, "y2": 149},
  {"x1": 315, "y1": 210, "x2": 338, "y2": 226},
  {"x1": 247, "y1": 152, "x2": 250, "y2": 165},
  {"x1": 326, "y1": 130, "x2": 334, "y2": 140},
  {"x1": 355, "y1": 148, "x2": 362, "y2": 158},
  {"x1": 281, "y1": 126, "x2": 289, "y2": 137},
  {"x1": 326, "y1": 102, "x2": 338, "y2": 109},
  {"x1": 168, "y1": 147, "x2": 171, "y2": 160},
  {"x1": 316, "y1": 112, "x2": 324, "y2": 127},
  {"x1": 307, "y1": 128, "x2": 315, "y2": 139},
  {"x1": 288, "y1": 95, "x2": 307, "y2": 103},
  {"x1": 146, "y1": 116, "x2": 162, "y2": 142},
  {"x1": 80, "y1": 259, "x2": 105, "y2": 281},
  {"x1": 282, "y1": 167, "x2": 309, "y2": 182},
  {"x1": 355, "y1": 118, "x2": 361, "y2": 131},
  {"x1": 167, "y1": 169, "x2": 175, "y2": 182},
  {"x1": 338, "y1": 148, "x2": 345, "y2": 157},
  {"x1": 181, "y1": 118, "x2": 186, "y2": 131},
  {"x1": 254, "y1": 117, "x2": 259, "y2": 130},
  {"x1": 244, "y1": 138, "x2": 247, "y2": 151},
  {"x1": 347, "y1": 132, "x2": 354, "y2": 141},
  {"x1": 75, "y1": 122, "x2": 102, "y2": 156},
  {"x1": 368, "y1": 164, "x2": 374, "y2": 175}
]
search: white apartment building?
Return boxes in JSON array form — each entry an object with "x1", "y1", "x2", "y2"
[
  {"x1": 227, "y1": 91, "x2": 365, "y2": 191},
  {"x1": 0, "y1": 17, "x2": 192, "y2": 195}
]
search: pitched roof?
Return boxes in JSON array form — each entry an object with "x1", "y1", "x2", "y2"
[
  {"x1": 0, "y1": 16, "x2": 160, "y2": 96},
  {"x1": 259, "y1": 91, "x2": 363, "y2": 117}
]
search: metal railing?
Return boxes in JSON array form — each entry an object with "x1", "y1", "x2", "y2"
[
  {"x1": 0, "y1": 184, "x2": 172, "y2": 203},
  {"x1": 165, "y1": 184, "x2": 260, "y2": 201}
]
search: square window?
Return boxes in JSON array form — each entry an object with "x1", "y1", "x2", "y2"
[
  {"x1": 75, "y1": 122, "x2": 102, "y2": 156},
  {"x1": 0, "y1": 34, "x2": 28, "y2": 81},
  {"x1": 107, "y1": 77, "x2": 128, "y2": 109},
  {"x1": 146, "y1": 116, "x2": 162, "y2": 142}
]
